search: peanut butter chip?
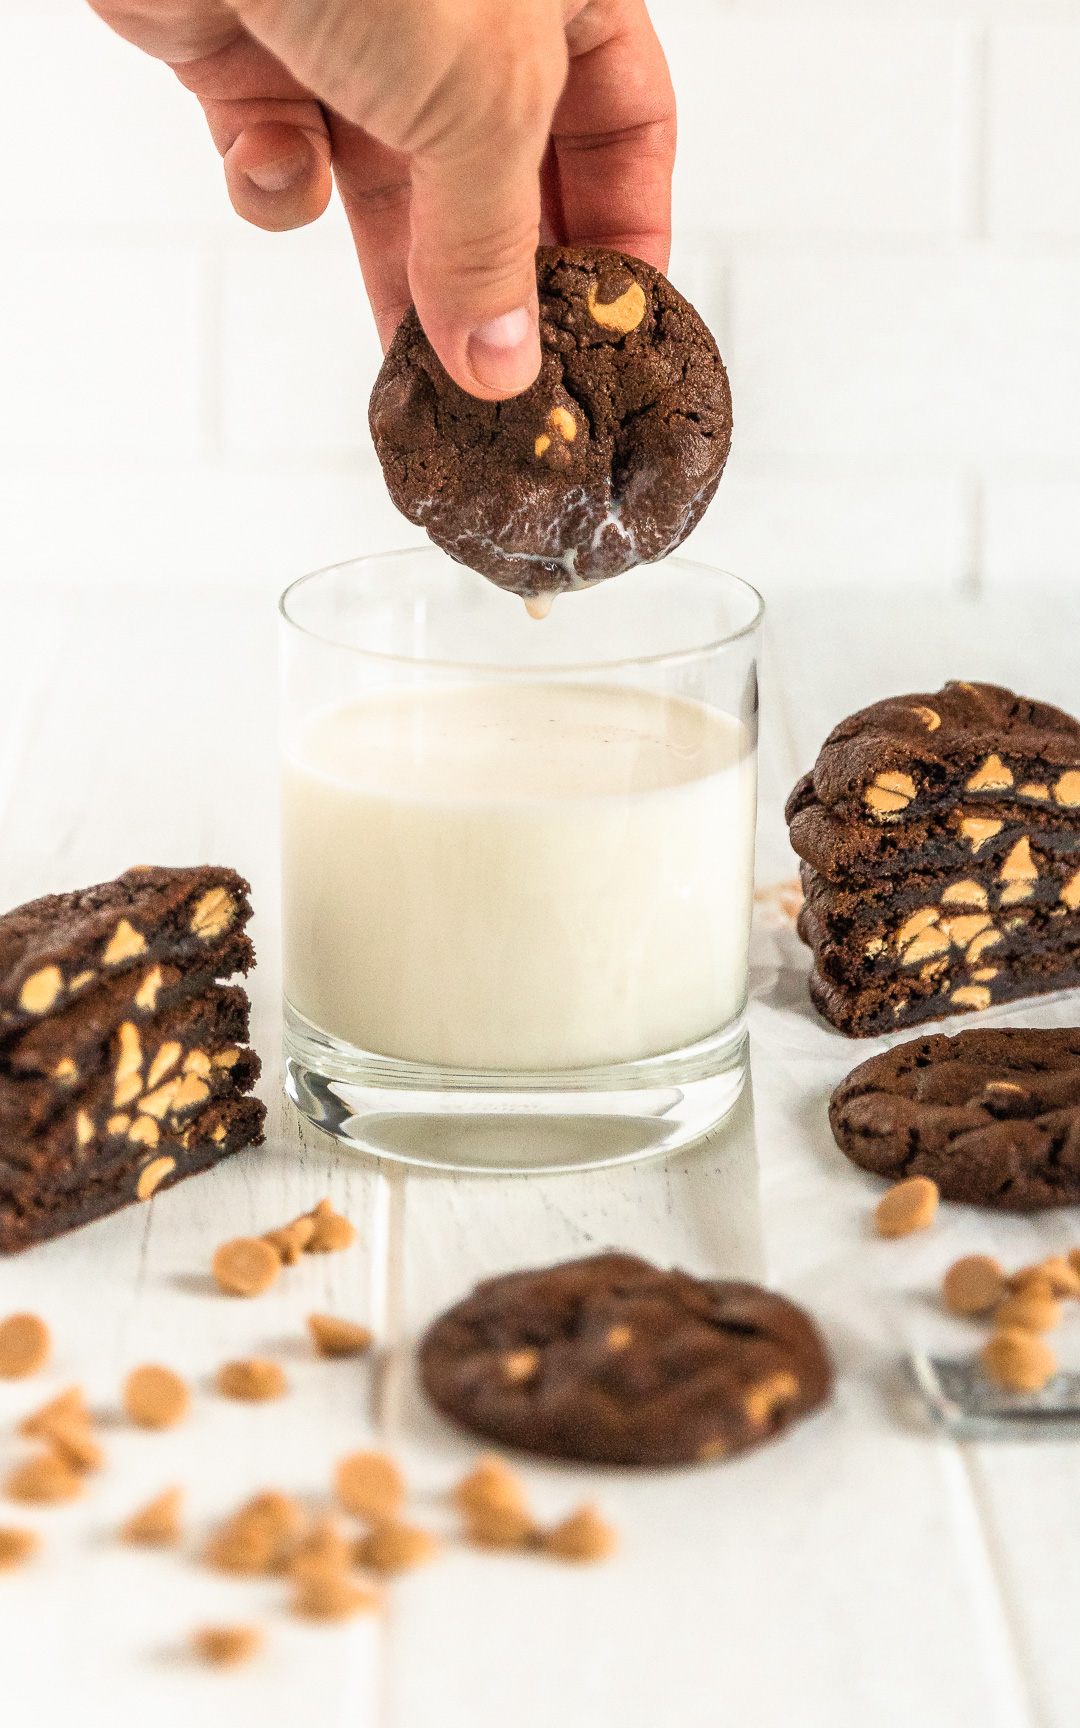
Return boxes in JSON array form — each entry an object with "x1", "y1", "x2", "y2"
[
  {"x1": 18, "y1": 1386, "x2": 88, "y2": 1438},
  {"x1": 136, "y1": 1156, "x2": 175, "y2": 1200},
  {"x1": 45, "y1": 1417, "x2": 104, "y2": 1473},
  {"x1": 0, "y1": 1527, "x2": 39, "y2": 1570},
  {"x1": 981, "y1": 1329, "x2": 1057, "y2": 1392},
  {"x1": 103, "y1": 918, "x2": 146, "y2": 965},
  {"x1": 189, "y1": 887, "x2": 236, "y2": 941},
  {"x1": 874, "y1": 1176, "x2": 939, "y2": 1238},
  {"x1": 191, "y1": 1625, "x2": 263, "y2": 1668},
  {"x1": 355, "y1": 1521, "x2": 440, "y2": 1575},
  {"x1": 19, "y1": 966, "x2": 63, "y2": 1015},
  {"x1": 943, "y1": 1255, "x2": 1005, "y2": 1316},
  {"x1": 995, "y1": 1294, "x2": 1061, "y2": 1333},
  {"x1": 121, "y1": 1486, "x2": 184, "y2": 1546},
  {"x1": 4, "y1": 1450, "x2": 84, "y2": 1504},
  {"x1": 540, "y1": 1505, "x2": 617, "y2": 1564},
  {"x1": 263, "y1": 1219, "x2": 316, "y2": 1265},
  {"x1": 909, "y1": 705, "x2": 941, "y2": 731},
  {"x1": 334, "y1": 1451, "x2": 405, "y2": 1523},
  {"x1": 217, "y1": 1359, "x2": 287, "y2": 1402},
  {"x1": 307, "y1": 1314, "x2": 373, "y2": 1359},
  {"x1": 286, "y1": 1518, "x2": 352, "y2": 1583},
  {"x1": 586, "y1": 275, "x2": 646, "y2": 333},
  {"x1": 123, "y1": 1364, "x2": 191, "y2": 1429},
  {"x1": 291, "y1": 1576, "x2": 382, "y2": 1621},
  {"x1": 211, "y1": 1236, "x2": 281, "y2": 1297},
  {"x1": 1041, "y1": 1256, "x2": 1080, "y2": 1298},
  {"x1": 501, "y1": 1347, "x2": 539, "y2": 1384},
  {"x1": 1054, "y1": 771, "x2": 1080, "y2": 807},
  {"x1": 462, "y1": 1503, "x2": 538, "y2": 1549},
  {"x1": 452, "y1": 1456, "x2": 529, "y2": 1518},
  {"x1": 305, "y1": 1199, "x2": 357, "y2": 1253},
  {"x1": 206, "y1": 1492, "x2": 305, "y2": 1574},
  {"x1": 743, "y1": 1370, "x2": 800, "y2": 1428},
  {"x1": 1008, "y1": 1267, "x2": 1055, "y2": 1301},
  {"x1": 0, "y1": 1313, "x2": 51, "y2": 1379}
]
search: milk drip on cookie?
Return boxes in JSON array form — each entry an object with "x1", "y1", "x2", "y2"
[{"x1": 370, "y1": 247, "x2": 733, "y2": 614}]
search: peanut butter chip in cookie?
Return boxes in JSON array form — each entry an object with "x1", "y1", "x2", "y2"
[
  {"x1": 0, "y1": 1313, "x2": 51, "y2": 1379},
  {"x1": 334, "y1": 1451, "x2": 405, "y2": 1523},
  {"x1": 212, "y1": 1236, "x2": 281, "y2": 1297},
  {"x1": 191, "y1": 1625, "x2": 263, "y2": 1667},
  {"x1": 124, "y1": 1365, "x2": 191, "y2": 1429},
  {"x1": 307, "y1": 1314, "x2": 373, "y2": 1359},
  {"x1": 217, "y1": 1359, "x2": 287, "y2": 1402}
]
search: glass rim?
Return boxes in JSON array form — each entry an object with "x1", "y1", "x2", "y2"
[{"x1": 278, "y1": 547, "x2": 764, "y2": 676}]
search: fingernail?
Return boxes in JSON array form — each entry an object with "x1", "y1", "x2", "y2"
[
  {"x1": 467, "y1": 308, "x2": 539, "y2": 395},
  {"x1": 245, "y1": 155, "x2": 308, "y2": 194}
]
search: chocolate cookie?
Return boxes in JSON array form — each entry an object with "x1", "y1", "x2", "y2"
[
  {"x1": 370, "y1": 248, "x2": 732, "y2": 605},
  {"x1": 830, "y1": 1027, "x2": 1080, "y2": 1208},
  {"x1": 418, "y1": 1253, "x2": 831, "y2": 1466},
  {"x1": 807, "y1": 681, "x2": 1080, "y2": 827}
]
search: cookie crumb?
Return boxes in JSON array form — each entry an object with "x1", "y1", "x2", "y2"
[
  {"x1": 540, "y1": 1504, "x2": 618, "y2": 1564},
  {"x1": 211, "y1": 1237, "x2": 281, "y2": 1297},
  {"x1": 263, "y1": 1219, "x2": 315, "y2": 1265},
  {"x1": 0, "y1": 1313, "x2": 51, "y2": 1379},
  {"x1": 451, "y1": 1456, "x2": 529, "y2": 1518},
  {"x1": 994, "y1": 1293, "x2": 1061, "y2": 1334},
  {"x1": 334, "y1": 1451, "x2": 404, "y2": 1523},
  {"x1": 307, "y1": 1314, "x2": 373, "y2": 1359},
  {"x1": 874, "y1": 1176, "x2": 939, "y2": 1238},
  {"x1": 0, "y1": 1526, "x2": 39, "y2": 1570},
  {"x1": 305, "y1": 1200, "x2": 356, "y2": 1254},
  {"x1": 18, "y1": 1386, "x2": 88, "y2": 1439},
  {"x1": 291, "y1": 1575, "x2": 382, "y2": 1621},
  {"x1": 4, "y1": 1449, "x2": 84, "y2": 1504},
  {"x1": 217, "y1": 1359, "x2": 287, "y2": 1402},
  {"x1": 123, "y1": 1364, "x2": 191, "y2": 1429},
  {"x1": 354, "y1": 1521, "x2": 440, "y2": 1575},
  {"x1": 191, "y1": 1625, "x2": 263, "y2": 1667},
  {"x1": 121, "y1": 1486, "x2": 184, "y2": 1546},
  {"x1": 943, "y1": 1255, "x2": 1006, "y2": 1316},
  {"x1": 981, "y1": 1328, "x2": 1057, "y2": 1392}
]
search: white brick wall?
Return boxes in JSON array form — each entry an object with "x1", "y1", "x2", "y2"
[{"x1": 2, "y1": 0, "x2": 1080, "y2": 597}]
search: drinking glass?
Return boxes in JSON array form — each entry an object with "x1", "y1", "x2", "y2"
[{"x1": 280, "y1": 547, "x2": 762, "y2": 1173}]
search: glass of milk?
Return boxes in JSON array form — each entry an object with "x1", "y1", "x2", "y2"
[{"x1": 280, "y1": 548, "x2": 762, "y2": 1173}]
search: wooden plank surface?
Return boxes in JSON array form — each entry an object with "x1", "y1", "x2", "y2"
[{"x1": 0, "y1": 585, "x2": 1075, "y2": 1725}]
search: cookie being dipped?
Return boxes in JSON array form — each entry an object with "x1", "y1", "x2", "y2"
[{"x1": 370, "y1": 248, "x2": 732, "y2": 610}]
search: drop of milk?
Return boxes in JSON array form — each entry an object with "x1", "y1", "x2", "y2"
[{"x1": 523, "y1": 594, "x2": 554, "y2": 621}]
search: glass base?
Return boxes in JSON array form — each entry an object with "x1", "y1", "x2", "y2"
[{"x1": 282, "y1": 1001, "x2": 749, "y2": 1174}]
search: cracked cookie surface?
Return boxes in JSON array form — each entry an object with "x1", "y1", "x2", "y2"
[
  {"x1": 370, "y1": 248, "x2": 732, "y2": 602},
  {"x1": 830, "y1": 1027, "x2": 1080, "y2": 1208},
  {"x1": 418, "y1": 1252, "x2": 831, "y2": 1466}
]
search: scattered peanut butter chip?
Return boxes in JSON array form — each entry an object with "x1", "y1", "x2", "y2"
[
  {"x1": 0, "y1": 1526, "x2": 39, "y2": 1570},
  {"x1": 943, "y1": 1255, "x2": 1006, "y2": 1316},
  {"x1": 217, "y1": 1359, "x2": 288, "y2": 1402},
  {"x1": 451, "y1": 1456, "x2": 529, "y2": 1518},
  {"x1": 334, "y1": 1450, "x2": 405, "y2": 1523},
  {"x1": 355, "y1": 1521, "x2": 440, "y2": 1575},
  {"x1": 206, "y1": 1492, "x2": 305, "y2": 1574},
  {"x1": 307, "y1": 1314, "x2": 373, "y2": 1359},
  {"x1": 18, "y1": 1386, "x2": 88, "y2": 1439},
  {"x1": 540, "y1": 1505, "x2": 618, "y2": 1564},
  {"x1": 285, "y1": 1517, "x2": 352, "y2": 1583},
  {"x1": 995, "y1": 1293, "x2": 1062, "y2": 1333},
  {"x1": 191, "y1": 1625, "x2": 263, "y2": 1668},
  {"x1": 4, "y1": 1449, "x2": 84, "y2": 1504},
  {"x1": 263, "y1": 1218, "x2": 316, "y2": 1265},
  {"x1": 462, "y1": 1503, "x2": 538, "y2": 1550},
  {"x1": 121, "y1": 1486, "x2": 184, "y2": 1546},
  {"x1": 291, "y1": 1575, "x2": 382, "y2": 1621},
  {"x1": 874, "y1": 1176, "x2": 939, "y2": 1238},
  {"x1": 1069, "y1": 1247, "x2": 1080, "y2": 1275},
  {"x1": 123, "y1": 1364, "x2": 191, "y2": 1429},
  {"x1": 981, "y1": 1328, "x2": 1057, "y2": 1392},
  {"x1": 211, "y1": 1237, "x2": 281, "y2": 1297},
  {"x1": 305, "y1": 1200, "x2": 357, "y2": 1254},
  {"x1": 44, "y1": 1417, "x2": 104, "y2": 1473},
  {"x1": 1040, "y1": 1256, "x2": 1080, "y2": 1299},
  {"x1": 1008, "y1": 1266, "x2": 1056, "y2": 1300},
  {"x1": 0, "y1": 1313, "x2": 51, "y2": 1379}
]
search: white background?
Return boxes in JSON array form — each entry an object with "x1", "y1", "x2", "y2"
[{"x1": 4, "y1": 0, "x2": 1080, "y2": 598}]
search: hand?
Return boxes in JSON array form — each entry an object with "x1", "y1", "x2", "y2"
[{"x1": 88, "y1": 0, "x2": 675, "y2": 399}]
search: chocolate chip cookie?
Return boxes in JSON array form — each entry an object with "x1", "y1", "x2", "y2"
[
  {"x1": 830, "y1": 1027, "x2": 1080, "y2": 1208},
  {"x1": 418, "y1": 1253, "x2": 831, "y2": 1466},
  {"x1": 370, "y1": 248, "x2": 732, "y2": 606}
]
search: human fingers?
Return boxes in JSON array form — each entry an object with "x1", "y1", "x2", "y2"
[
  {"x1": 325, "y1": 117, "x2": 412, "y2": 353},
  {"x1": 553, "y1": 0, "x2": 676, "y2": 272}
]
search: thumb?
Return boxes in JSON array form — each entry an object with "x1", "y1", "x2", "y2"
[{"x1": 406, "y1": 86, "x2": 563, "y2": 399}]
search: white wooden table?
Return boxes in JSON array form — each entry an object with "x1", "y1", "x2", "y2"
[{"x1": 2, "y1": 583, "x2": 1079, "y2": 1728}]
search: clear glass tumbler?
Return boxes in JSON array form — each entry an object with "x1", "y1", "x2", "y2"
[{"x1": 280, "y1": 547, "x2": 762, "y2": 1173}]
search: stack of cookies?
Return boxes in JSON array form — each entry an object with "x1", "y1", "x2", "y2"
[
  {"x1": 0, "y1": 865, "x2": 265, "y2": 1252},
  {"x1": 787, "y1": 681, "x2": 1080, "y2": 1036}
]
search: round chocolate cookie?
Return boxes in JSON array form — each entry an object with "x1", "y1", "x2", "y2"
[
  {"x1": 369, "y1": 248, "x2": 732, "y2": 605},
  {"x1": 418, "y1": 1253, "x2": 831, "y2": 1467},
  {"x1": 830, "y1": 1027, "x2": 1080, "y2": 1209}
]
